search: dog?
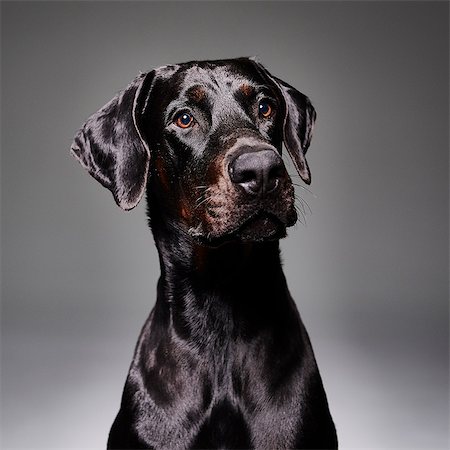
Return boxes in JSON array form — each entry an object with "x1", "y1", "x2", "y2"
[{"x1": 71, "y1": 57, "x2": 337, "y2": 449}]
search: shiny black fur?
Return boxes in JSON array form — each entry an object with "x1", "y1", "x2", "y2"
[{"x1": 71, "y1": 58, "x2": 337, "y2": 449}]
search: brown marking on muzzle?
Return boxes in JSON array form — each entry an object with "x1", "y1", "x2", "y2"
[
  {"x1": 199, "y1": 152, "x2": 243, "y2": 233},
  {"x1": 206, "y1": 151, "x2": 228, "y2": 186},
  {"x1": 180, "y1": 199, "x2": 191, "y2": 221}
]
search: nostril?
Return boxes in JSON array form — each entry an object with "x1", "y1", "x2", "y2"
[
  {"x1": 268, "y1": 165, "x2": 284, "y2": 181},
  {"x1": 238, "y1": 169, "x2": 257, "y2": 184},
  {"x1": 229, "y1": 166, "x2": 259, "y2": 194},
  {"x1": 266, "y1": 177, "x2": 279, "y2": 193},
  {"x1": 228, "y1": 155, "x2": 260, "y2": 186}
]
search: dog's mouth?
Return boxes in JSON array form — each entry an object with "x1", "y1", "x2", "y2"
[
  {"x1": 193, "y1": 209, "x2": 296, "y2": 247},
  {"x1": 235, "y1": 211, "x2": 286, "y2": 241}
]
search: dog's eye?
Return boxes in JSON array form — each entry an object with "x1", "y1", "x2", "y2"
[
  {"x1": 258, "y1": 100, "x2": 273, "y2": 119},
  {"x1": 175, "y1": 112, "x2": 194, "y2": 129}
]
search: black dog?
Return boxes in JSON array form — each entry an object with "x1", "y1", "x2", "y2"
[{"x1": 71, "y1": 57, "x2": 337, "y2": 449}]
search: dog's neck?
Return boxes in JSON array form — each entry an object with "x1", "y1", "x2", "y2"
[
  {"x1": 149, "y1": 216, "x2": 293, "y2": 346},
  {"x1": 160, "y1": 236, "x2": 284, "y2": 289}
]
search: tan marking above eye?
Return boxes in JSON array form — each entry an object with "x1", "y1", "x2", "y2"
[
  {"x1": 239, "y1": 84, "x2": 254, "y2": 96},
  {"x1": 188, "y1": 86, "x2": 206, "y2": 102}
]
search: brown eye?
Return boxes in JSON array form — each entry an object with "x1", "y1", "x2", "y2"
[
  {"x1": 175, "y1": 112, "x2": 194, "y2": 128},
  {"x1": 258, "y1": 100, "x2": 273, "y2": 118}
]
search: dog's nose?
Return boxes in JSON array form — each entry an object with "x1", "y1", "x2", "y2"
[{"x1": 228, "y1": 149, "x2": 284, "y2": 195}]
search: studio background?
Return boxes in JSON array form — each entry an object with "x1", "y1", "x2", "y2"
[{"x1": 1, "y1": 1, "x2": 448, "y2": 448}]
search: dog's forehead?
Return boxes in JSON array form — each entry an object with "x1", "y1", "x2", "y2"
[
  {"x1": 182, "y1": 65, "x2": 254, "y2": 91},
  {"x1": 157, "y1": 61, "x2": 263, "y2": 99}
]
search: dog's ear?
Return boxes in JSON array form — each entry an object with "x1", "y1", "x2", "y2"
[
  {"x1": 250, "y1": 60, "x2": 316, "y2": 184},
  {"x1": 273, "y1": 77, "x2": 316, "y2": 185},
  {"x1": 71, "y1": 70, "x2": 155, "y2": 210}
]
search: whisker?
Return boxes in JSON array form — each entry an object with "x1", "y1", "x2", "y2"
[
  {"x1": 295, "y1": 193, "x2": 312, "y2": 215},
  {"x1": 195, "y1": 186, "x2": 214, "y2": 196},
  {"x1": 294, "y1": 204, "x2": 306, "y2": 226},
  {"x1": 293, "y1": 190, "x2": 312, "y2": 226},
  {"x1": 291, "y1": 182, "x2": 316, "y2": 197},
  {"x1": 195, "y1": 195, "x2": 212, "y2": 209}
]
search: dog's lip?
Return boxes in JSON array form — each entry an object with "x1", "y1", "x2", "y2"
[
  {"x1": 193, "y1": 210, "x2": 288, "y2": 247},
  {"x1": 238, "y1": 210, "x2": 283, "y2": 229},
  {"x1": 235, "y1": 211, "x2": 286, "y2": 240},
  {"x1": 223, "y1": 209, "x2": 285, "y2": 236}
]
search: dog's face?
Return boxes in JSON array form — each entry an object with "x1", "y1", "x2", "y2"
[{"x1": 71, "y1": 58, "x2": 316, "y2": 246}]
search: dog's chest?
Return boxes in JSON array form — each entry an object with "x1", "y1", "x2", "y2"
[
  {"x1": 130, "y1": 333, "x2": 303, "y2": 449},
  {"x1": 189, "y1": 396, "x2": 252, "y2": 448},
  {"x1": 189, "y1": 393, "x2": 303, "y2": 449}
]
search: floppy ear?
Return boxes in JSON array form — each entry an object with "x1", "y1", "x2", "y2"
[
  {"x1": 250, "y1": 60, "x2": 316, "y2": 184},
  {"x1": 71, "y1": 70, "x2": 155, "y2": 210},
  {"x1": 273, "y1": 77, "x2": 316, "y2": 185}
]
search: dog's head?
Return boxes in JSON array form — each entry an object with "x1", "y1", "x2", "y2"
[{"x1": 71, "y1": 58, "x2": 316, "y2": 246}]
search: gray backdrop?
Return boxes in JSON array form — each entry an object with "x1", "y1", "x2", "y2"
[{"x1": 1, "y1": 1, "x2": 448, "y2": 449}]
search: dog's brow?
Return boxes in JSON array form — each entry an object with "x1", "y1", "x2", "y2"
[
  {"x1": 239, "y1": 84, "x2": 254, "y2": 96},
  {"x1": 186, "y1": 85, "x2": 207, "y2": 102}
]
